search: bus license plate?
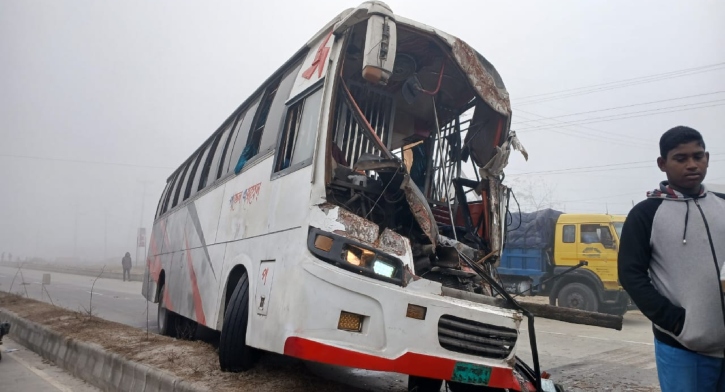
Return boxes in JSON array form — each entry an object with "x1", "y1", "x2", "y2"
[{"x1": 451, "y1": 362, "x2": 492, "y2": 385}]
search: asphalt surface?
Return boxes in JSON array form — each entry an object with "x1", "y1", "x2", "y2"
[
  {"x1": 0, "y1": 336, "x2": 99, "y2": 392},
  {"x1": 0, "y1": 266, "x2": 660, "y2": 391}
]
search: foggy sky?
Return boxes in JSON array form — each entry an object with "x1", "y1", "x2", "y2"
[{"x1": 1, "y1": 0, "x2": 724, "y2": 261}]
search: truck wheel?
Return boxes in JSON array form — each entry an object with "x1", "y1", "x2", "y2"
[
  {"x1": 158, "y1": 283, "x2": 178, "y2": 337},
  {"x1": 219, "y1": 271, "x2": 259, "y2": 372},
  {"x1": 557, "y1": 283, "x2": 599, "y2": 312},
  {"x1": 408, "y1": 376, "x2": 443, "y2": 391}
]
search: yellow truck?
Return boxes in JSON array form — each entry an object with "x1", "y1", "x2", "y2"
[{"x1": 498, "y1": 210, "x2": 630, "y2": 315}]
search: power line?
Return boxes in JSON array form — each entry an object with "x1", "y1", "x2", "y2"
[
  {"x1": 516, "y1": 62, "x2": 725, "y2": 105},
  {"x1": 516, "y1": 101, "x2": 725, "y2": 132},
  {"x1": 515, "y1": 108, "x2": 652, "y2": 144},
  {"x1": 514, "y1": 110, "x2": 651, "y2": 147},
  {"x1": 517, "y1": 62, "x2": 725, "y2": 100},
  {"x1": 515, "y1": 91, "x2": 725, "y2": 125},
  {"x1": 515, "y1": 119, "x2": 649, "y2": 148},
  {"x1": 0, "y1": 154, "x2": 175, "y2": 171},
  {"x1": 561, "y1": 191, "x2": 645, "y2": 204},
  {"x1": 508, "y1": 154, "x2": 725, "y2": 176}
]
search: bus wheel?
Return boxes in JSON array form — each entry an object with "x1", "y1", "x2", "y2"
[
  {"x1": 408, "y1": 376, "x2": 443, "y2": 391},
  {"x1": 219, "y1": 271, "x2": 259, "y2": 372},
  {"x1": 558, "y1": 283, "x2": 599, "y2": 312},
  {"x1": 158, "y1": 283, "x2": 178, "y2": 337}
]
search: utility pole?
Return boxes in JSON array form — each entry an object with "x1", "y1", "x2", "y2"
[
  {"x1": 104, "y1": 210, "x2": 108, "y2": 263},
  {"x1": 74, "y1": 203, "x2": 79, "y2": 259},
  {"x1": 136, "y1": 181, "x2": 153, "y2": 267}
]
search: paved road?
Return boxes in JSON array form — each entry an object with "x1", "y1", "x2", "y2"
[
  {"x1": 0, "y1": 266, "x2": 155, "y2": 330},
  {"x1": 0, "y1": 336, "x2": 99, "y2": 391},
  {"x1": 0, "y1": 266, "x2": 660, "y2": 391}
]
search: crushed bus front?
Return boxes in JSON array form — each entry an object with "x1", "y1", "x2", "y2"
[{"x1": 307, "y1": 2, "x2": 553, "y2": 390}]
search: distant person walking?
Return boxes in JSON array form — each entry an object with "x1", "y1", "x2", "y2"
[
  {"x1": 122, "y1": 252, "x2": 132, "y2": 282},
  {"x1": 618, "y1": 126, "x2": 725, "y2": 391}
]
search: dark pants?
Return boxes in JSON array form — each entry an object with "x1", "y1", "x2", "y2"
[{"x1": 123, "y1": 268, "x2": 131, "y2": 281}]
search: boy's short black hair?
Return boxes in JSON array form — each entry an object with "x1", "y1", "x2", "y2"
[{"x1": 659, "y1": 126, "x2": 706, "y2": 158}]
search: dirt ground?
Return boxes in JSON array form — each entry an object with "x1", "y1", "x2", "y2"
[{"x1": 0, "y1": 292, "x2": 366, "y2": 392}]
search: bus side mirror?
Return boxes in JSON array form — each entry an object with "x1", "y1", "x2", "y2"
[{"x1": 361, "y1": 15, "x2": 397, "y2": 85}]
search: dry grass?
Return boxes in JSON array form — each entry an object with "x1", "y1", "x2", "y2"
[{"x1": 0, "y1": 292, "x2": 366, "y2": 392}]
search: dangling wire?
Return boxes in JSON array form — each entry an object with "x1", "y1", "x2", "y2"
[
  {"x1": 508, "y1": 189, "x2": 523, "y2": 232},
  {"x1": 364, "y1": 167, "x2": 400, "y2": 220}
]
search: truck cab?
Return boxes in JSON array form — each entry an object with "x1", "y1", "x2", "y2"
[
  {"x1": 498, "y1": 211, "x2": 630, "y2": 315},
  {"x1": 550, "y1": 214, "x2": 629, "y2": 315}
]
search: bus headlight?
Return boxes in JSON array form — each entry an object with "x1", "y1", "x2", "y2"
[{"x1": 308, "y1": 227, "x2": 404, "y2": 285}]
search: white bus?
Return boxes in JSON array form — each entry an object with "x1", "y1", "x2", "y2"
[{"x1": 143, "y1": 2, "x2": 555, "y2": 391}]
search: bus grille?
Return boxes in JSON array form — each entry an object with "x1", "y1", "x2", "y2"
[{"x1": 438, "y1": 315, "x2": 517, "y2": 359}]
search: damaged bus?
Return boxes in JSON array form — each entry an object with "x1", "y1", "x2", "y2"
[{"x1": 143, "y1": 2, "x2": 559, "y2": 391}]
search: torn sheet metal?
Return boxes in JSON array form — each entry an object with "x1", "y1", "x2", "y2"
[
  {"x1": 333, "y1": 206, "x2": 380, "y2": 244},
  {"x1": 402, "y1": 175, "x2": 439, "y2": 247},
  {"x1": 377, "y1": 228, "x2": 407, "y2": 256},
  {"x1": 479, "y1": 131, "x2": 528, "y2": 179},
  {"x1": 451, "y1": 39, "x2": 511, "y2": 117},
  {"x1": 316, "y1": 204, "x2": 410, "y2": 258},
  {"x1": 489, "y1": 179, "x2": 507, "y2": 268},
  {"x1": 438, "y1": 235, "x2": 483, "y2": 265}
]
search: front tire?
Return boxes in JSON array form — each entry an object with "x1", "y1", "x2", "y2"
[
  {"x1": 558, "y1": 282, "x2": 599, "y2": 312},
  {"x1": 219, "y1": 271, "x2": 259, "y2": 371}
]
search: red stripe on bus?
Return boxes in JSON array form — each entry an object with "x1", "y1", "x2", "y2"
[
  {"x1": 185, "y1": 236, "x2": 207, "y2": 326},
  {"x1": 283, "y1": 337, "x2": 523, "y2": 390}
]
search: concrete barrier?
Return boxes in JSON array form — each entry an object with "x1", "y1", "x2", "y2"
[{"x1": 0, "y1": 308, "x2": 207, "y2": 392}]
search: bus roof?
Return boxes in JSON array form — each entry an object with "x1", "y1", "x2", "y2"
[{"x1": 165, "y1": 1, "x2": 512, "y2": 182}]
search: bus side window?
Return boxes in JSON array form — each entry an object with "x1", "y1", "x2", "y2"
[
  {"x1": 236, "y1": 61, "x2": 303, "y2": 174},
  {"x1": 223, "y1": 99, "x2": 260, "y2": 176},
  {"x1": 185, "y1": 144, "x2": 210, "y2": 200},
  {"x1": 209, "y1": 121, "x2": 235, "y2": 184},
  {"x1": 256, "y1": 62, "x2": 303, "y2": 158},
  {"x1": 198, "y1": 131, "x2": 223, "y2": 191},
  {"x1": 155, "y1": 181, "x2": 172, "y2": 219},
  {"x1": 161, "y1": 171, "x2": 181, "y2": 214},
  {"x1": 172, "y1": 163, "x2": 192, "y2": 208},
  {"x1": 275, "y1": 87, "x2": 324, "y2": 173}
]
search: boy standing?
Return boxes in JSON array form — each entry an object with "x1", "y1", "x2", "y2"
[{"x1": 618, "y1": 126, "x2": 725, "y2": 391}]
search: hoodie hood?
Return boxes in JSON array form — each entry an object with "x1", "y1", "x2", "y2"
[{"x1": 647, "y1": 181, "x2": 707, "y2": 201}]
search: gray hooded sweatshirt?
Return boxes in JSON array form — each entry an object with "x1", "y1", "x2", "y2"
[{"x1": 618, "y1": 182, "x2": 725, "y2": 358}]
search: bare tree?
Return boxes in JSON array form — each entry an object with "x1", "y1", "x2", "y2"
[
  {"x1": 81, "y1": 266, "x2": 105, "y2": 320},
  {"x1": 508, "y1": 177, "x2": 561, "y2": 212}
]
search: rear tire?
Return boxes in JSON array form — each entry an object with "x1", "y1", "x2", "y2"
[
  {"x1": 158, "y1": 283, "x2": 178, "y2": 337},
  {"x1": 408, "y1": 375, "x2": 443, "y2": 391},
  {"x1": 558, "y1": 282, "x2": 599, "y2": 312},
  {"x1": 219, "y1": 271, "x2": 259, "y2": 372}
]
